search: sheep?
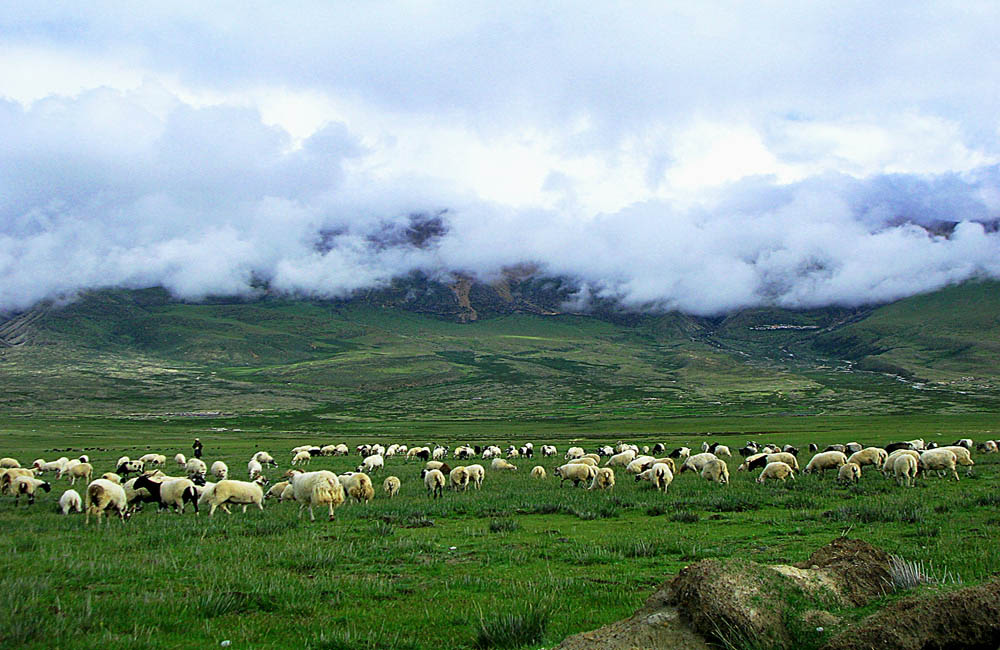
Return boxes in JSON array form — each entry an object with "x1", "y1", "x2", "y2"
[
  {"x1": 597, "y1": 445, "x2": 615, "y2": 457},
  {"x1": 185, "y1": 458, "x2": 207, "y2": 482},
  {"x1": 466, "y1": 464, "x2": 485, "y2": 490},
  {"x1": 61, "y1": 462, "x2": 93, "y2": 486},
  {"x1": 846, "y1": 447, "x2": 887, "y2": 470},
  {"x1": 433, "y1": 446, "x2": 448, "y2": 460},
  {"x1": 481, "y1": 446, "x2": 501, "y2": 460},
  {"x1": 893, "y1": 454, "x2": 919, "y2": 487},
  {"x1": 265, "y1": 481, "x2": 289, "y2": 500},
  {"x1": 34, "y1": 458, "x2": 67, "y2": 475},
  {"x1": 738, "y1": 443, "x2": 758, "y2": 458},
  {"x1": 583, "y1": 453, "x2": 603, "y2": 464},
  {"x1": 116, "y1": 459, "x2": 144, "y2": 477},
  {"x1": 252, "y1": 451, "x2": 278, "y2": 467},
  {"x1": 199, "y1": 478, "x2": 267, "y2": 516},
  {"x1": 423, "y1": 468, "x2": 445, "y2": 498},
  {"x1": 836, "y1": 462, "x2": 861, "y2": 485},
  {"x1": 626, "y1": 456, "x2": 656, "y2": 474},
  {"x1": 713, "y1": 445, "x2": 732, "y2": 458},
  {"x1": 823, "y1": 444, "x2": 846, "y2": 453},
  {"x1": 919, "y1": 449, "x2": 960, "y2": 481},
  {"x1": 1, "y1": 457, "x2": 21, "y2": 468},
  {"x1": 808, "y1": 443, "x2": 819, "y2": 452},
  {"x1": 101, "y1": 472, "x2": 122, "y2": 484},
  {"x1": 491, "y1": 458, "x2": 517, "y2": 471},
  {"x1": 139, "y1": 453, "x2": 166, "y2": 466},
  {"x1": 291, "y1": 450, "x2": 312, "y2": 466},
  {"x1": 700, "y1": 459, "x2": 729, "y2": 485},
  {"x1": 952, "y1": 438, "x2": 973, "y2": 449},
  {"x1": 679, "y1": 452, "x2": 719, "y2": 474},
  {"x1": 588, "y1": 467, "x2": 615, "y2": 491},
  {"x1": 757, "y1": 461, "x2": 796, "y2": 484},
  {"x1": 976, "y1": 440, "x2": 998, "y2": 453},
  {"x1": 803, "y1": 451, "x2": 848, "y2": 477},
  {"x1": 248, "y1": 459, "x2": 263, "y2": 480},
  {"x1": 85, "y1": 479, "x2": 128, "y2": 524},
  {"x1": 554, "y1": 463, "x2": 596, "y2": 487},
  {"x1": 738, "y1": 452, "x2": 799, "y2": 472},
  {"x1": 449, "y1": 466, "x2": 470, "y2": 491},
  {"x1": 174, "y1": 453, "x2": 187, "y2": 467},
  {"x1": 133, "y1": 475, "x2": 200, "y2": 514},
  {"x1": 530, "y1": 466, "x2": 547, "y2": 479},
  {"x1": 12, "y1": 476, "x2": 51, "y2": 504},
  {"x1": 844, "y1": 442, "x2": 863, "y2": 455},
  {"x1": 291, "y1": 470, "x2": 345, "y2": 521},
  {"x1": 906, "y1": 438, "x2": 926, "y2": 451},
  {"x1": 567, "y1": 457, "x2": 598, "y2": 468},
  {"x1": 652, "y1": 462, "x2": 674, "y2": 492},
  {"x1": 383, "y1": 476, "x2": 401, "y2": 498},
  {"x1": 541, "y1": 445, "x2": 557, "y2": 457},
  {"x1": 1, "y1": 468, "x2": 35, "y2": 494},
  {"x1": 59, "y1": 489, "x2": 83, "y2": 514},
  {"x1": 564, "y1": 447, "x2": 585, "y2": 460},
  {"x1": 358, "y1": 454, "x2": 384, "y2": 474},
  {"x1": 782, "y1": 445, "x2": 800, "y2": 457},
  {"x1": 210, "y1": 461, "x2": 228, "y2": 481},
  {"x1": 882, "y1": 449, "x2": 921, "y2": 477},
  {"x1": 605, "y1": 449, "x2": 636, "y2": 467},
  {"x1": 341, "y1": 472, "x2": 375, "y2": 504},
  {"x1": 454, "y1": 445, "x2": 476, "y2": 460},
  {"x1": 938, "y1": 446, "x2": 976, "y2": 476}
]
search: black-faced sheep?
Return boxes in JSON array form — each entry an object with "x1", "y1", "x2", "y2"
[
  {"x1": 12, "y1": 476, "x2": 51, "y2": 504},
  {"x1": 133, "y1": 475, "x2": 200, "y2": 514},
  {"x1": 449, "y1": 466, "x2": 470, "y2": 491},
  {"x1": 836, "y1": 462, "x2": 861, "y2": 485},
  {"x1": 383, "y1": 476, "x2": 401, "y2": 497},
  {"x1": 588, "y1": 467, "x2": 615, "y2": 491}
]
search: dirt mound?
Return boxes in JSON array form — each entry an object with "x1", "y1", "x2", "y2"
[
  {"x1": 821, "y1": 577, "x2": 1000, "y2": 650},
  {"x1": 553, "y1": 537, "x2": 893, "y2": 650}
]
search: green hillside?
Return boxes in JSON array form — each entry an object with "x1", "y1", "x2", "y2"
[{"x1": 0, "y1": 281, "x2": 998, "y2": 420}]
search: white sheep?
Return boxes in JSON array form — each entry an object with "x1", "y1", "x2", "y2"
[
  {"x1": 291, "y1": 470, "x2": 345, "y2": 521},
  {"x1": 652, "y1": 462, "x2": 674, "y2": 492},
  {"x1": 248, "y1": 459, "x2": 263, "y2": 480},
  {"x1": 605, "y1": 449, "x2": 636, "y2": 467},
  {"x1": 919, "y1": 449, "x2": 960, "y2": 481},
  {"x1": 491, "y1": 458, "x2": 518, "y2": 471},
  {"x1": 252, "y1": 451, "x2": 278, "y2": 467},
  {"x1": 291, "y1": 450, "x2": 312, "y2": 466},
  {"x1": 530, "y1": 466, "x2": 547, "y2": 479},
  {"x1": 804, "y1": 451, "x2": 848, "y2": 477},
  {"x1": 846, "y1": 447, "x2": 887, "y2": 470},
  {"x1": 893, "y1": 454, "x2": 918, "y2": 487},
  {"x1": 139, "y1": 453, "x2": 166, "y2": 466},
  {"x1": 341, "y1": 472, "x2": 375, "y2": 504},
  {"x1": 680, "y1": 452, "x2": 719, "y2": 474},
  {"x1": 714, "y1": 445, "x2": 732, "y2": 458},
  {"x1": 757, "y1": 461, "x2": 796, "y2": 484},
  {"x1": 701, "y1": 458, "x2": 729, "y2": 484},
  {"x1": 423, "y1": 468, "x2": 445, "y2": 498},
  {"x1": 174, "y1": 453, "x2": 187, "y2": 467},
  {"x1": 466, "y1": 464, "x2": 485, "y2": 490},
  {"x1": 211, "y1": 461, "x2": 228, "y2": 481},
  {"x1": 85, "y1": 479, "x2": 128, "y2": 524},
  {"x1": 589, "y1": 467, "x2": 615, "y2": 491},
  {"x1": 626, "y1": 456, "x2": 656, "y2": 474},
  {"x1": 357, "y1": 454, "x2": 384, "y2": 474},
  {"x1": 101, "y1": 472, "x2": 122, "y2": 484},
  {"x1": 0, "y1": 457, "x2": 21, "y2": 468},
  {"x1": 59, "y1": 489, "x2": 83, "y2": 514},
  {"x1": 449, "y1": 466, "x2": 470, "y2": 491},
  {"x1": 134, "y1": 475, "x2": 200, "y2": 514},
  {"x1": 12, "y1": 476, "x2": 51, "y2": 504},
  {"x1": 938, "y1": 446, "x2": 976, "y2": 476},
  {"x1": 116, "y1": 458, "x2": 144, "y2": 477},
  {"x1": 541, "y1": 445, "x2": 557, "y2": 457},
  {"x1": 564, "y1": 447, "x2": 585, "y2": 460},
  {"x1": 199, "y1": 479, "x2": 266, "y2": 516},
  {"x1": 265, "y1": 481, "x2": 289, "y2": 500},
  {"x1": 62, "y1": 462, "x2": 93, "y2": 486},
  {"x1": 1, "y1": 468, "x2": 35, "y2": 494},
  {"x1": 34, "y1": 458, "x2": 67, "y2": 475},
  {"x1": 554, "y1": 463, "x2": 596, "y2": 487},
  {"x1": 383, "y1": 476, "x2": 401, "y2": 497},
  {"x1": 185, "y1": 458, "x2": 207, "y2": 481},
  {"x1": 837, "y1": 462, "x2": 861, "y2": 485}
]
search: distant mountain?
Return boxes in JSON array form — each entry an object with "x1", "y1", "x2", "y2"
[{"x1": 0, "y1": 279, "x2": 997, "y2": 418}]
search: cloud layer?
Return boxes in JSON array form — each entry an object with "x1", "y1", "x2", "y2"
[{"x1": 1, "y1": 4, "x2": 999, "y2": 315}]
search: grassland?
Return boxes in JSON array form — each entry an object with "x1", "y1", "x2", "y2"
[{"x1": 1, "y1": 415, "x2": 998, "y2": 649}]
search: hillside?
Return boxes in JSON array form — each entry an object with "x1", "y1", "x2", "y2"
[{"x1": 0, "y1": 280, "x2": 997, "y2": 420}]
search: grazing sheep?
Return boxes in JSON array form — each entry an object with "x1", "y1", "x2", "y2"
[
  {"x1": 34, "y1": 458, "x2": 67, "y2": 475},
  {"x1": 423, "y1": 468, "x2": 446, "y2": 498},
  {"x1": 564, "y1": 447, "x2": 585, "y2": 460},
  {"x1": 906, "y1": 438, "x2": 926, "y2": 451},
  {"x1": 341, "y1": 472, "x2": 375, "y2": 504},
  {"x1": 919, "y1": 449, "x2": 960, "y2": 481},
  {"x1": 952, "y1": 438, "x2": 973, "y2": 449},
  {"x1": 582, "y1": 453, "x2": 603, "y2": 464},
  {"x1": 837, "y1": 462, "x2": 862, "y2": 485},
  {"x1": 449, "y1": 466, "x2": 470, "y2": 491},
  {"x1": 804, "y1": 451, "x2": 848, "y2": 477},
  {"x1": 605, "y1": 449, "x2": 636, "y2": 467},
  {"x1": 1, "y1": 468, "x2": 35, "y2": 494},
  {"x1": 199, "y1": 479, "x2": 266, "y2": 516},
  {"x1": 626, "y1": 456, "x2": 656, "y2": 474},
  {"x1": 248, "y1": 459, "x2": 263, "y2": 480},
  {"x1": 882, "y1": 449, "x2": 920, "y2": 477},
  {"x1": 652, "y1": 462, "x2": 674, "y2": 492},
  {"x1": 265, "y1": 481, "x2": 289, "y2": 500},
  {"x1": 541, "y1": 445, "x2": 557, "y2": 457},
  {"x1": 530, "y1": 466, "x2": 547, "y2": 479},
  {"x1": 211, "y1": 461, "x2": 228, "y2": 481},
  {"x1": 12, "y1": 476, "x2": 51, "y2": 504},
  {"x1": 846, "y1": 447, "x2": 887, "y2": 470},
  {"x1": 713, "y1": 445, "x2": 732, "y2": 458},
  {"x1": 738, "y1": 452, "x2": 799, "y2": 472},
  {"x1": 383, "y1": 476, "x2": 401, "y2": 497},
  {"x1": 893, "y1": 454, "x2": 919, "y2": 487},
  {"x1": 100, "y1": 472, "x2": 121, "y2": 484},
  {"x1": 466, "y1": 464, "x2": 485, "y2": 490},
  {"x1": 85, "y1": 479, "x2": 128, "y2": 524},
  {"x1": 185, "y1": 458, "x2": 207, "y2": 481},
  {"x1": 938, "y1": 446, "x2": 976, "y2": 476},
  {"x1": 757, "y1": 461, "x2": 796, "y2": 484},
  {"x1": 700, "y1": 459, "x2": 729, "y2": 485},
  {"x1": 358, "y1": 454, "x2": 384, "y2": 474},
  {"x1": 782, "y1": 445, "x2": 800, "y2": 457},
  {"x1": 433, "y1": 446, "x2": 448, "y2": 460},
  {"x1": 59, "y1": 489, "x2": 83, "y2": 514},
  {"x1": 823, "y1": 444, "x2": 846, "y2": 453},
  {"x1": 844, "y1": 442, "x2": 863, "y2": 455},
  {"x1": 139, "y1": 453, "x2": 166, "y2": 466},
  {"x1": 174, "y1": 453, "x2": 187, "y2": 467},
  {"x1": 454, "y1": 445, "x2": 475, "y2": 460},
  {"x1": 133, "y1": 475, "x2": 200, "y2": 514},
  {"x1": 568, "y1": 457, "x2": 598, "y2": 467},
  {"x1": 976, "y1": 440, "x2": 998, "y2": 453},
  {"x1": 252, "y1": 451, "x2": 278, "y2": 467},
  {"x1": 0, "y1": 457, "x2": 21, "y2": 468},
  {"x1": 680, "y1": 452, "x2": 719, "y2": 474},
  {"x1": 291, "y1": 470, "x2": 345, "y2": 521},
  {"x1": 808, "y1": 443, "x2": 818, "y2": 452},
  {"x1": 291, "y1": 451, "x2": 312, "y2": 466},
  {"x1": 491, "y1": 458, "x2": 518, "y2": 471},
  {"x1": 554, "y1": 463, "x2": 597, "y2": 487},
  {"x1": 589, "y1": 467, "x2": 616, "y2": 491},
  {"x1": 116, "y1": 459, "x2": 144, "y2": 477},
  {"x1": 62, "y1": 462, "x2": 93, "y2": 486}
]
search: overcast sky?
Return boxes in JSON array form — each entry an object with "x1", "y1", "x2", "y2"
[{"x1": 2, "y1": 2, "x2": 999, "y2": 314}]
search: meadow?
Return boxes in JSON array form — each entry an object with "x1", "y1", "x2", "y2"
[{"x1": 1, "y1": 413, "x2": 998, "y2": 649}]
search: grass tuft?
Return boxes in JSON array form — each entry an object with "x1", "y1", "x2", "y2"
[{"x1": 472, "y1": 600, "x2": 552, "y2": 649}]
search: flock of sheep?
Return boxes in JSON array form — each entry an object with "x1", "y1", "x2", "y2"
[{"x1": 1, "y1": 435, "x2": 996, "y2": 524}]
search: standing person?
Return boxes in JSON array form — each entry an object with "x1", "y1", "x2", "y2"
[{"x1": 192, "y1": 438, "x2": 203, "y2": 459}]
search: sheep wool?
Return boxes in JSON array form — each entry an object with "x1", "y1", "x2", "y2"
[
  {"x1": 291, "y1": 470, "x2": 345, "y2": 521},
  {"x1": 836, "y1": 462, "x2": 861, "y2": 485},
  {"x1": 383, "y1": 476, "x2": 401, "y2": 497},
  {"x1": 85, "y1": 479, "x2": 128, "y2": 525},
  {"x1": 59, "y1": 489, "x2": 83, "y2": 514},
  {"x1": 423, "y1": 468, "x2": 446, "y2": 498},
  {"x1": 530, "y1": 466, "x2": 546, "y2": 479}
]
